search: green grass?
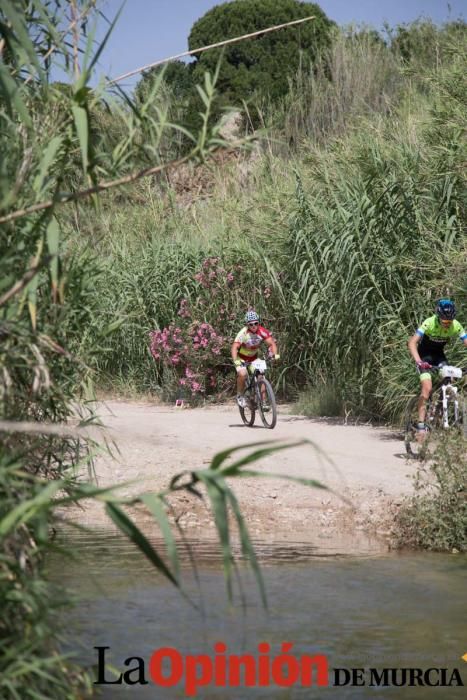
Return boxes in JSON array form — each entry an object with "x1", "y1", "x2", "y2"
[{"x1": 393, "y1": 434, "x2": 467, "y2": 551}]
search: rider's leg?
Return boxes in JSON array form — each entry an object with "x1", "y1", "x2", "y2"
[
  {"x1": 418, "y1": 376, "x2": 432, "y2": 424},
  {"x1": 236, "y1": 367, "x2": 248, "y2": 396}
]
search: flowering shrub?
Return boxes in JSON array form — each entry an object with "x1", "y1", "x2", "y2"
[
  {"x1": 149, "y1": 255, "x2": 276, "y2": 401},
  {"x1": 150, "y1": 304, "x2": 226, "y2": 398}
]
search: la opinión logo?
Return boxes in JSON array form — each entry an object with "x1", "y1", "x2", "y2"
[
  {"x1": 94, "y1": 643, "x2": 329, "y2": 696},
  {"x1": 94, "y1": 644, "x2": 465, "y2": 696}
]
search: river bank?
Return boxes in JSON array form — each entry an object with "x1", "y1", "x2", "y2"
[{"x1": 66, "y1": 400, "x2": 415, "y2": 555}]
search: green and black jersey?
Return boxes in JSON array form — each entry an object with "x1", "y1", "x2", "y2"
[{"x1": 416, "y1": 315, "x2": 467, "y2": 359}]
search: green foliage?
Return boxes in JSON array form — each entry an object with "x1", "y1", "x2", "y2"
[
  {"x1": 72, "y1": 220, "x2": 281, "y2": 395},
  {"x1": 0, "y1": 1, "x2": 244, "y2": 698},
  {"x1": 267, "y1": 26, "x2": 467, "y2": 417},
  {"x1": 0, "y1": 452, "x2": 95, "y2": 700},
  {"x1": 188, "y1": 0, "x2": 334, "y2": 104},
  {"x1": 135, "y1": 60, "x2": 194, "y2": 103},
  {"x1": 87, "y1": 21, "x2": 467, "y2": 421},
  {"x1": 389, "y1": 19, "x2": 467, "y2": 68},
  {"x1": 295, "y1": 382, "x2": 346, "y2": 418},
  {"x1": 271, "y1": 25, "x2": 402, "y2": 146},
  {"x1": 393, "y1": 434, "x2": 467, "y2": 551}
]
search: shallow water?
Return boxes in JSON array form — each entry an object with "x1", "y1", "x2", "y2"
[{"x1": 49, "y1": 531, "x2": 467, "y2": 699}]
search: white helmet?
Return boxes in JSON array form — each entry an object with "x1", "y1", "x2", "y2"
[{"x1": 245, "y1": 310, "x2": 260, "y2": 323}]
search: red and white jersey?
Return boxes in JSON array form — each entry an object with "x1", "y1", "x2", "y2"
[{"x1": 234, "y1": 325, "x2": 271, "y2": 361}]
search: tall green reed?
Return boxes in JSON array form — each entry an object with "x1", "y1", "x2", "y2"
[
  {"x1": 78, "y1": 23, "x2": 467, "y2": 418},
  {"x1": 1, "y1": 1, "x2": 262, "y2": 697}
]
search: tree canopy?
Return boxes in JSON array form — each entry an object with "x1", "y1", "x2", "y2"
[
  {"x1": 135, "y1": 60, "x2": 193, "y2": 104},
  {"x1": 188, "y1": 0, "x2": 335, "y2": 103}
]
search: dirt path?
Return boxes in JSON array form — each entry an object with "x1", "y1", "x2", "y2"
[{"x1": 71, "y1": 401, "x2": 414, "y2": 554}]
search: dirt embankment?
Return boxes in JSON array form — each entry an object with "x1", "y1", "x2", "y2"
[{"x1": 70, "y1": 400, "x2": 414, "y2": 554}]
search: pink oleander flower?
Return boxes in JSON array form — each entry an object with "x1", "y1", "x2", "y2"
[
  {"x1": 226, "y1": 272, "x2": 234, "y2": 283},
  {"x1": 185, "y1": 367, "x2": 194, "y2": 378},
  {"x1": 178, "y1": 298, "x2": 191, "y2": 318},
  {"x1": 179, "y1": 378, "x2": 186, "y2": 385},
  {"x1": 201, "y1": 338, "x2": 208, "y2": 348},
  {"x1": 191, "y1": 381, "x2": 202, "y2": 392},
  {"x1": 202, "y1": 257, "x2": 219, "y2": 269}
]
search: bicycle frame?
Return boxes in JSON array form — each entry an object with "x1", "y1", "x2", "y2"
[
  {"x1": 245, "y1": 364, "x2": 267, "y2": 392},
  {"x1": 426, "y1": 365, "x2": 465, "y2": 430},
  {"x1": 238, "y1": 357, "x2": 277, "y2": 429},
  {"x1": 439, "y1": 381, "x2": 458, "y2": 428},
  {"x1": 404, "y1": 364, "x2": 466, "y2": 457}
]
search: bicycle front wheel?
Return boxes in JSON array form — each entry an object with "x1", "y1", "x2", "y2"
[
  {"x1": 256, "y1": 377, "x2": 277, "y2": 429},
  {"x1": 404, "y1": 395, "x2": 433, "y2": 459},
  {"x1": 239, "y1": 386, "x2": 256, "y2": 427},
  {"x1": 459, "y1": 396, "x2": 467, "y2": 438}
]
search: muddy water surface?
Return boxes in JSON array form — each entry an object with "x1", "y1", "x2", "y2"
[{"x1": 49, "y1": 531, "x2": 467, "y2": 699}]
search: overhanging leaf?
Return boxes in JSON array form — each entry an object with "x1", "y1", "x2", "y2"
[
  {"x1": 46, "y1": 217, "x2": 60, "y2": 298},
  {"x1": 0, "y1": 481, "x2": 63, "y2": 536},
  {"x1": 223, "y1": 480, "x2": 268, "y2": 609},
  {"x1": 105, "y1": 502, "x2": 179, "y2": 587},
  {"x1": 71, "y1": 104, "x2": 89, "y2": 173},
  {"x1": 33, "y1": 137, "x2": 63, "y2": 199},
  {"x1": 0, "y1": 62, "x2": 32, "y2": 126},
  {"x1": 196, "y1": 471, "x2": 232, "y2": 599},
  {"x1": 139, "y1": 493, "x2": 180, "y2": 582}
]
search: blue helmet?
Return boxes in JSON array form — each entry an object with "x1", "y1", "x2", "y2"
[
  {"x1": 436, "y1": 299, "x2": 456, "y2": 320},
  {"x1": 245, "y1": 310, "x2": 260, "y2": 324}
]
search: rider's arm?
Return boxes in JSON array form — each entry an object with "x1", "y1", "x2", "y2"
[
  {"x1": 231, "y1": 341, "x2": 241, "y2": 363},
  {"x1": 408, "y1": 317, "x2": 432, "y2": 364},
  {"x1": 408, "y1": 333, "x2": 423, "y2": 364},
  {"x1": 265, "y1": 336, "x2": 278, "y2": 357},
  {"x1": 458, "y1": 321, "x2": 467, "y2": 347}
]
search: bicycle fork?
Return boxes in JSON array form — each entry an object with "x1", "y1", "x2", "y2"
[{"x1": 440, "y1": 383, "x2": 458, "y2": 428}]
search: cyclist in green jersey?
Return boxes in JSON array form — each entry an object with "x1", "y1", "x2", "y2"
[{"x1": 408, "y1": 299, "x2": 467, "y2": 432}]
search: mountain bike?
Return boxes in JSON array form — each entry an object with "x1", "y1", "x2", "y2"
[
  {"x1": 404, "y1": 364, "x2": 467, "y2": 458},
  {"x1": 238, "y1": 358, "x2": 277, "y2": 429}
]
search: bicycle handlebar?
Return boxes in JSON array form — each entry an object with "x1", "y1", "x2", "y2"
[
  {"x1": 418, "y1": 363, "x2": 467, "y2": 375},
  {"x1": 238, "y1": 357, "x2": 277, "y2": 367}
]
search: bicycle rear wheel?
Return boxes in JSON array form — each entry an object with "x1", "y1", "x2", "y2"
[
  {"x1": 454, "y1": 395, "x2": 467, "y2": 437},
  {"x1": 239, "y1": 385, "x2": 256, "y2": 427},
  {"x1": 256, "y1": 377, "x2": 277, "y2": 429}
]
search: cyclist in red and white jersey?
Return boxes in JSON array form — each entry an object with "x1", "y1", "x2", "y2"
[{"x1": 231, "y1": 310, "x2": 279, "y2": 408}]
